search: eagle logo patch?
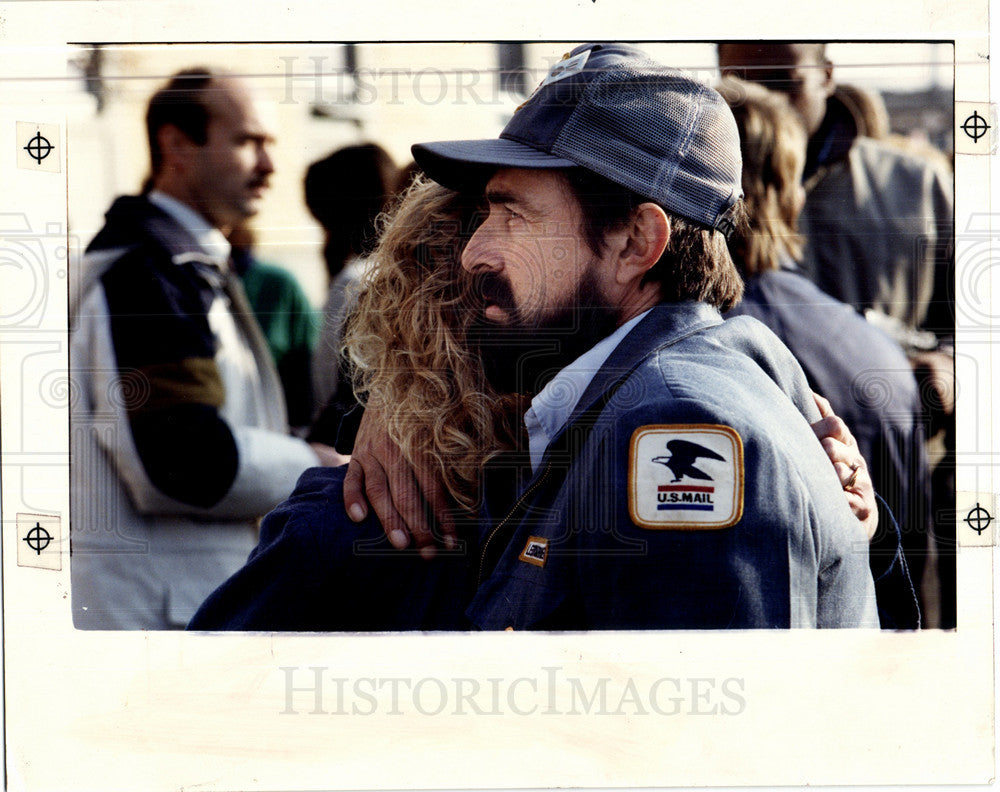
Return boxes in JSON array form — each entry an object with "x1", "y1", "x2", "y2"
[{"x1": 629, "y1": 424, "x2": 744, "y2": 530}]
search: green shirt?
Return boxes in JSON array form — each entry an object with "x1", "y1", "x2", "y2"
[{"x1": 238, "y1": 259, "x2": 320, "y2": 428}]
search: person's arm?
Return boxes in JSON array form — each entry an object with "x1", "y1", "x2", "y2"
[
  {"x1": 95, "y1": 249, "x2": 335, "y2": 518},
  {"x1": 343, "y1": 390, "x2": 878, "y2": 556},
  {"x1": 188, "y1": 467, "x2": 465, "y2": 632}
]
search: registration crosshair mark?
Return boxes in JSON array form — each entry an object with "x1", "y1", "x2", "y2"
[
  {"x1": 23, "y1": 132, "x2": 53, "y2": 164},
  {"x1": 964, "y1": 503, "x2": 993, "y2": 535},
  {"x1": 961, "y1": 111, "x2": 990, "y2": 143},
  {"x1": 23, "y1": 522, "x2": 53, "y2": 555}
]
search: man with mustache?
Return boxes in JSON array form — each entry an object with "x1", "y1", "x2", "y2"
[
  {"x1": 72, "y1": 69, "x2": 341, "y2": 629},
  {"x1": 342, "y1": 43, "x2": 879, "y2": 628}
]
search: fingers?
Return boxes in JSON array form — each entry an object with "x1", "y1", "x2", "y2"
[
  {"x1": 821, "y1": 437, "x2": 865, "y2": 478},
  {"x1": 843, "y1": 488, "x2": 877, "y2": 541},
  {"x1": 830, "y1": 457, "x2": 864, "y2": 489},
  {"x1": 843, "y1": 462, "x2": 861, "y2": 491},
  {"x1": 343, "y1": 407, "x2": 410, "y2": 548},
  {"x1": 412, "y1": 461, "x2": 457, "y2": 550},
  {"x1": 383, "y1": 456, "x2": 440, "y2": 558},
  {"x1": 813, "y1": 391, "x2": 834, "y2": 418},
  {"x1": 371, "y1": 454, "x2": 422, "y2": 552},
  {"x1": 846, "y1": 470, "x2": 878, "y2": 541},
  {"x1": 811, "y1": 396, "x2": 858, "y2": 450},
  {"x1": 342, "y1": 456, "x2": 370, "y2": 523},
  {"x1": 343, "y1": 449, "x2": 412, "y2": 550},
  {"x1": 823, "y1": 440, "x2": 878, "y2": 541}
]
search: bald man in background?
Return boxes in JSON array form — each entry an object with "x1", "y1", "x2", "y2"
[{"x1": 71, "y1": 69, "x2": 342, "y2": 629}]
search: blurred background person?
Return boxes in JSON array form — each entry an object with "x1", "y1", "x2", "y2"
[
  {"x1": 718, "y1": 42, "x2": 954, "y2": 628},
  {"x1": 719, "y1": 78, "x2": 926, "y2": 627},
  {"x1": 229, "y1": 222, "x2": 318, "y2": 434},
  {"x1": 71, "y1": 68, "x2": 342, "y2": 629},
  {"x1": 304, "y1": 142, "x2": 398, "y2": 415},
  {"x1": 831, "y1": 83, "x2": 953, "y2": 178},
  {"x1": 717, "y1": 43, "x2": 953, "y2": 343}
]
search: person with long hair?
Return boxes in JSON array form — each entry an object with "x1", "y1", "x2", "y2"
[
  {"x1": 344, "y1": 178, "x2": 524, "y2": 514},
  {"x1": 189, "y1": 176, "x2": 522, "y2": 629},
  {"x1": 719, "y1": 77, "x2": 925, "y2": 627}
]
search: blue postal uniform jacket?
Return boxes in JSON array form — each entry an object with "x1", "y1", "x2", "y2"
[
  {"x1": 189, "y1": 302, "x2": 879, "y2": 631},
  {"x1": 728, "y1": 267, "x2": 925, "y2": 628}
]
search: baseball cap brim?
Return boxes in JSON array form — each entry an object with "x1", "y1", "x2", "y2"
[{"x1": 412, "y1": 138, "x2": 578, "y2": 193}]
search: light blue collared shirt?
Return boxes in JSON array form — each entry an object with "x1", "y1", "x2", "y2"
[
  {"x1": 148, "y1": 190, "x2": 231, "y2": 267},
  {"x1": 524, "y1": 310, "x2": 650, "y2": 473}
]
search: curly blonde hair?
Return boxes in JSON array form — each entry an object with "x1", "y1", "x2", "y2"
[{"x1": 343, "y1": 176, "x2": 521, "y2": 511}]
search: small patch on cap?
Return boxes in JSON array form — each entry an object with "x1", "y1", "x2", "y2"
[{"x1": 540, "y1": 49, "x2": 592, "y2": 88}]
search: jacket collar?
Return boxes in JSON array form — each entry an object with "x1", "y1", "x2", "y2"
[
  {"x1": 805, "y1": 94, "x2": 859, "y2": 181},
  {"x1": 148, "y1": 191, "x2": 231, "y2": 266},
  {"x1": 86, "y1": 194, "x2": 218, "y2": 264},
  {"x1": 545, "y1": 301, "x2": 723, "y2": 455}
]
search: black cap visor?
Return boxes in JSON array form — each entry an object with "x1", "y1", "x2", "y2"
[{"x1": 412, "y1": 138, "x2": 578, "y2": 193}]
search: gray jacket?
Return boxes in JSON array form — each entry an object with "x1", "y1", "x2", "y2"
[{"x1": 799, "y1": 134, "x2": 953, "y2": 347}]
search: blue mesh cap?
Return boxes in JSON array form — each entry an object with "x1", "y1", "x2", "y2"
[{"x1": 412, "y1": 42, "x2": 743, "y2": 231}]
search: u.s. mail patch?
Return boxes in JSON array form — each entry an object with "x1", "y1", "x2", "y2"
[{"x1": 629, "y1": 424, "x2": 744, "y2": 530}]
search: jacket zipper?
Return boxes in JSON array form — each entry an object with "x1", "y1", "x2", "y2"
[{"x1": 478, "y1": 462, "x2": 552, "y2": 584}]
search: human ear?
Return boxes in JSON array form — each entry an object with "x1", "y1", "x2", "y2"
[
  {"x1": 613, "y1": 202, "x2": 670, "y2": 286},
  {"x1": 820, "y1": 60, "x2": 835, "y2": 96},
  {"x1": 157, "y1": 124, "x2": 196, "y2": 173}
]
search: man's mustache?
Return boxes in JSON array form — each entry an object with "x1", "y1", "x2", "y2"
[{"x1": 470, "y1": 272, "x2": 516, "y2": 315}]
